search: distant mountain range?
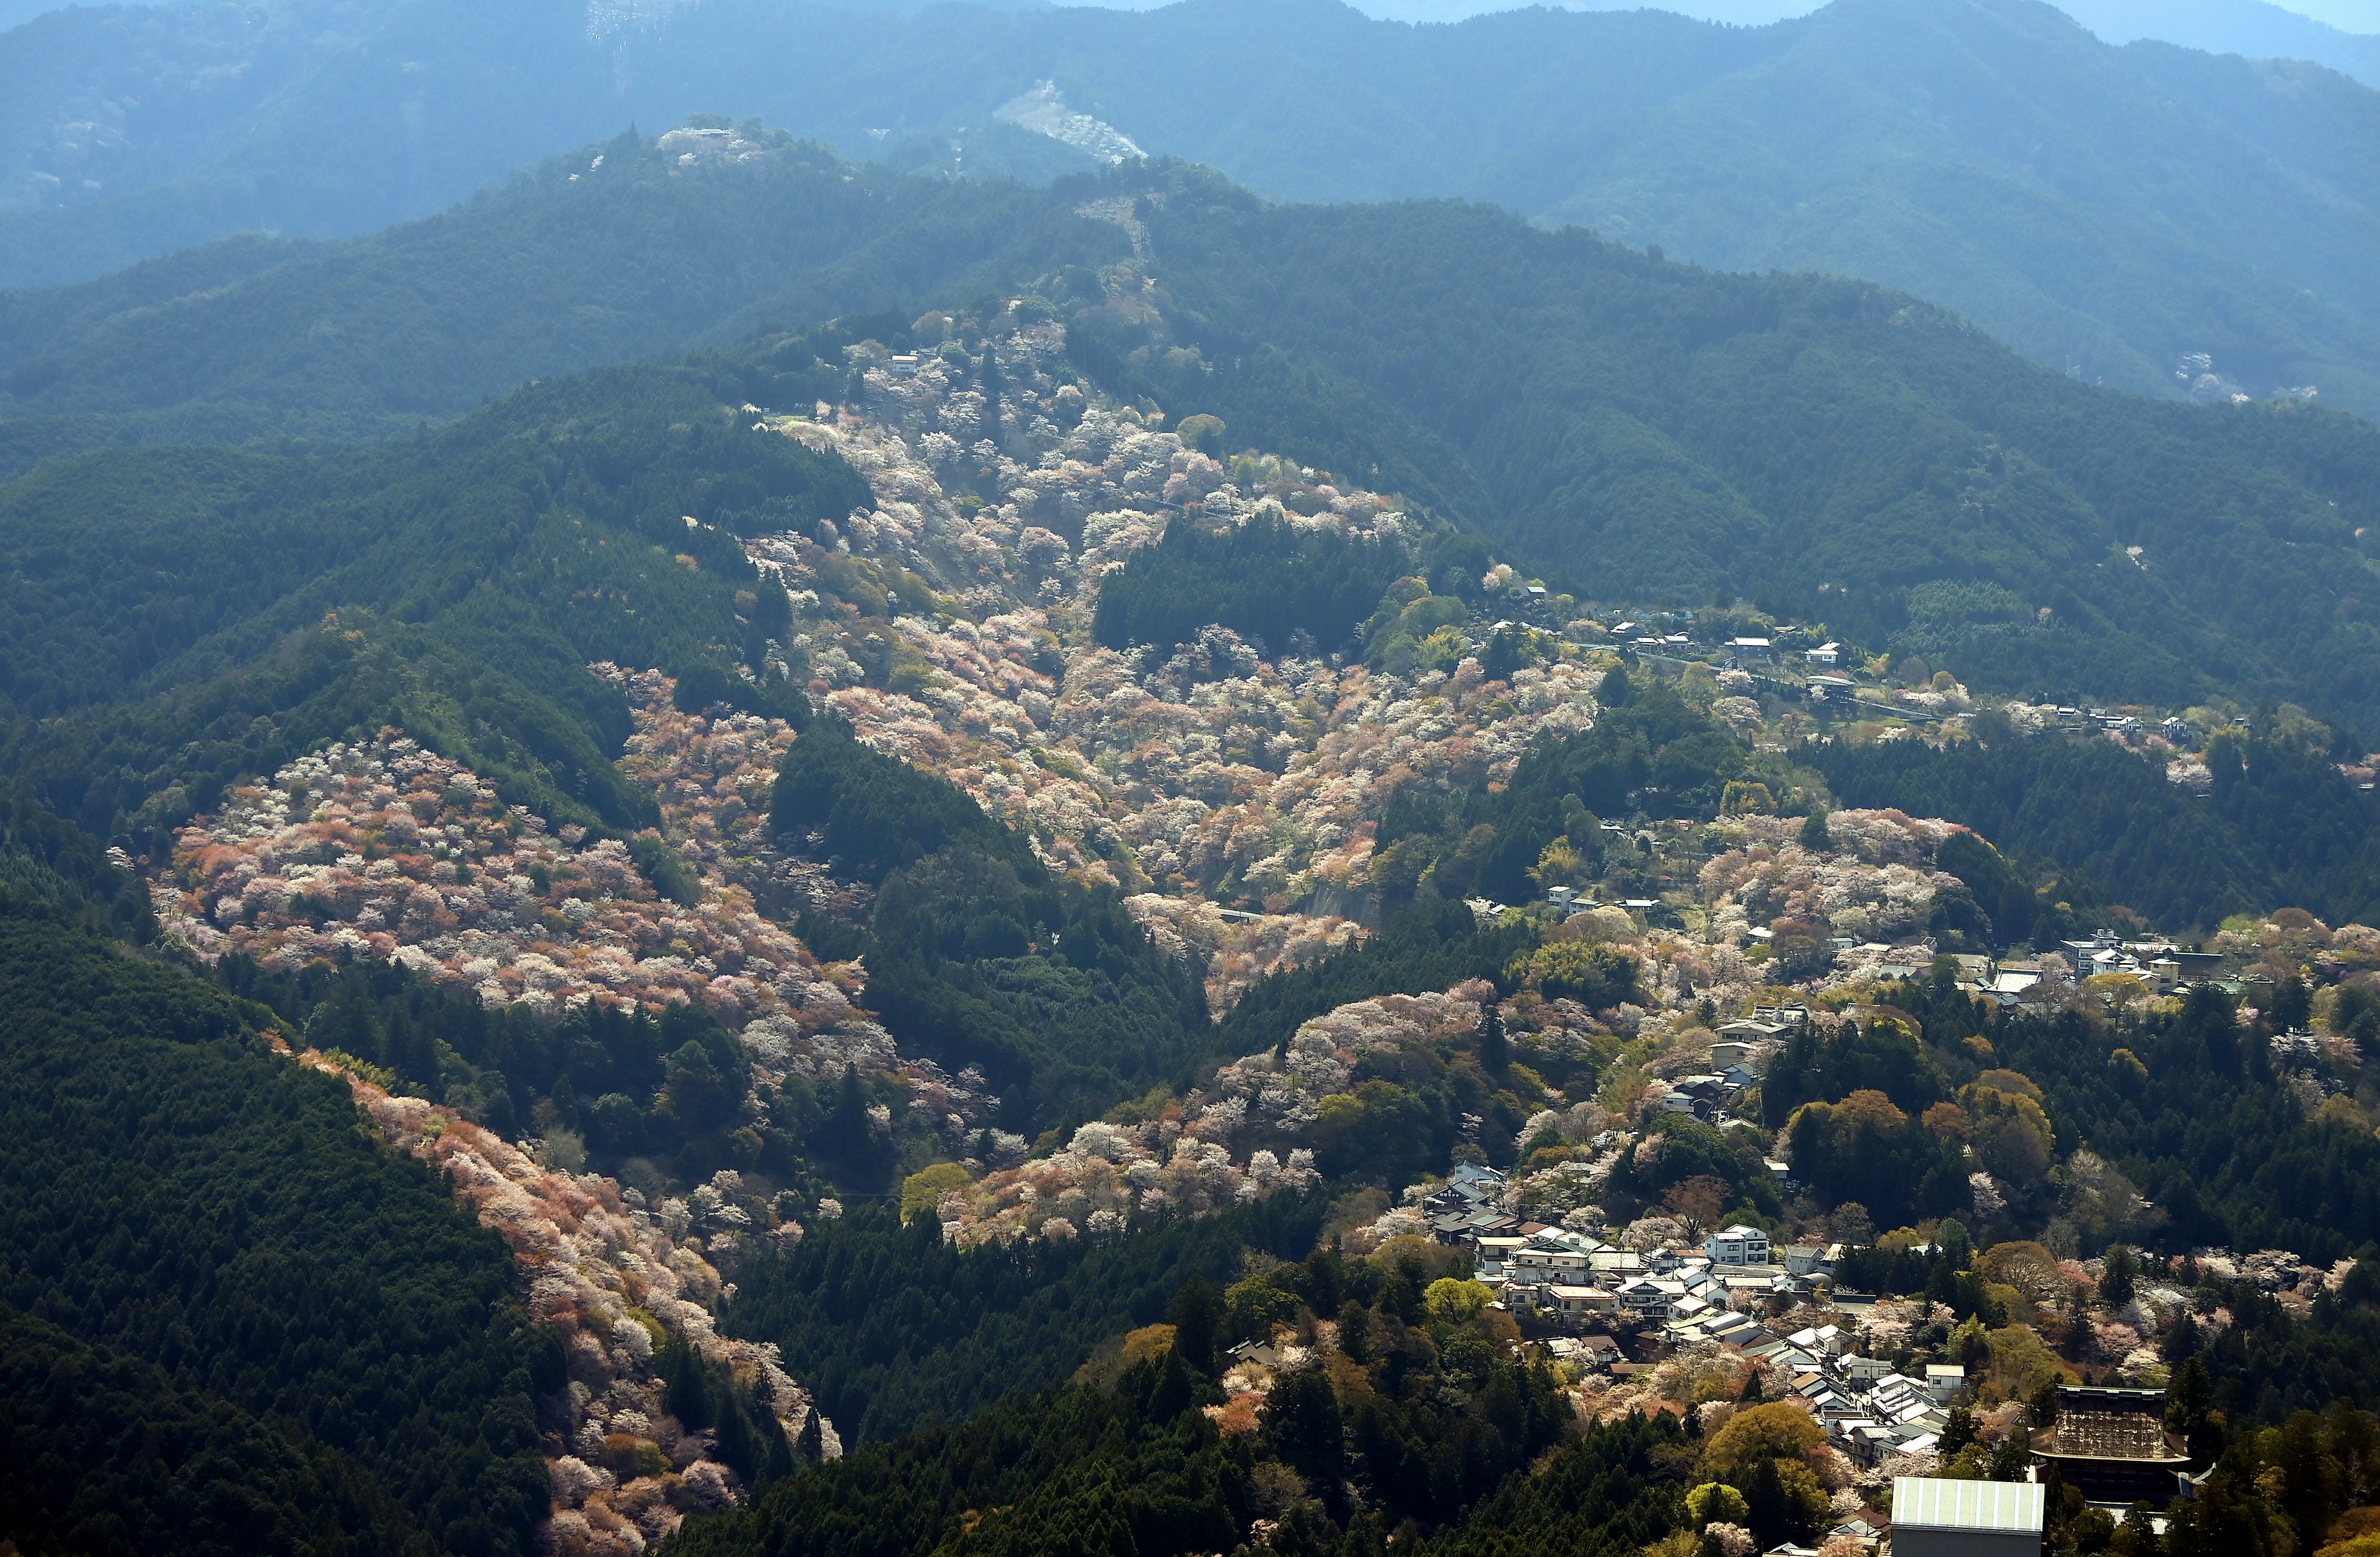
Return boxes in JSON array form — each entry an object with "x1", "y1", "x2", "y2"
[
  {"x1": 1377, "y1": 0, "x2": 2380, "y2": 86},
  {"x1": 0, "y1": 0, "x2": 2373, "y2": 421}
]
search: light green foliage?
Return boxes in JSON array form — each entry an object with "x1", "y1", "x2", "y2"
[
  {"x1": 1686, "y1": 1481, "x2": 1751, "y2": 1528},
  {"x1": 1423, "y1": 1276, "x2": 1495, "y2": 1325}
]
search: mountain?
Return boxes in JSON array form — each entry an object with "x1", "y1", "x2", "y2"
[
  {"x1": 0, "y1": 0, "x2": 620, "y2": 288},
  {"x1": 4, "y1": 142, "x2": 2379, "y2": 736},
  {"x1": 1, "y1": 0, "x2": 2376, "y2": 420},
  {"x1": 0, "y1": 129, "x2": 1126, "y2": 451}
]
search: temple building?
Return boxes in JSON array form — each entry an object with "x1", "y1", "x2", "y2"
[{"x1": 2029, "y1": 1386, "x2": 2193, "y2": 1504}]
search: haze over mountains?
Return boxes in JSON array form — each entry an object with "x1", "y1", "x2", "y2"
[
  {"x1": 1, "y1": 0, "x2": 2375, "y2": 418},
  {"x1": 1372, "y1": 0, "x2": 2380, "y2": 79}
]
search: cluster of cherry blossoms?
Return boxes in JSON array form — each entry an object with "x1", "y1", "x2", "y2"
[
  {"x1": 1120, "y1": 893, "x2": 1364, "y2": 1015},
  {"x1": 151, "y1": 679, "x2": 1005, "y2": 1136},
  {"x1": 149, "y1": 730, "x2": 819, "y2": 1022},
  {"x1": 299, "y1": 1050, "x2": 834, "y2": 1557},
  {"x1": 746, "y1": 316, "x2": 1606, "y2": 916},
  {"x1": 935, "y1": 1116, "x2": 1320, "y2": 1248},
  {"x1": 933, "y1": 984, "x2": 1537, "y2": 1250},
  {"x1": 1697, "y1": 808, "x2": 1968, "y2": 947}
]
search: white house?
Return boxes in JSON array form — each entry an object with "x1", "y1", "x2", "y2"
[{"x1": 1705, "y1": 1224, "x2": 1772, "y2": 1267}]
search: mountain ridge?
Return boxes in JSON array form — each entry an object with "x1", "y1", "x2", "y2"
[{"x1": 0, "y1": 0, "x2": 2373, "y2": 417}]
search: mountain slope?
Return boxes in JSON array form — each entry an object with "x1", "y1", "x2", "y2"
[
  {"x1": 1116, "y1": 174, "x2": 2380, "y2": 731},
  {"x1": 0, "y1": 0, "x2": 620, "y2": 290},
  {"x1": 0, "y1": 0, "x2": 2374, "y2": 417}
]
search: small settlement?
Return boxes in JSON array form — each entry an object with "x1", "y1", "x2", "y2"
[{"x1": 1408, "y1": 1045, "x2": 2294, "y2": 1557}]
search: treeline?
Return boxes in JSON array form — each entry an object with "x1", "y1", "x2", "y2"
[
  {"x1": 1812, "y1": 729, "x2": 2380, "y2": 930},
  {"x1": 0, "y1": 905, "x2": 555, "y2": 1557},
  {"x1": 723, "y1": 1195, "x2": 1327, "y2": 1446},
  {"x1": 1090, "y1": 511, "x2": 1411, "y2": 658},
  {"x1": 772, "y1": 718, "x2": 1213, "y2": 1131},
  {"x1": 680, "y1": 1252, "x2": 1683, "y2": 1557}
]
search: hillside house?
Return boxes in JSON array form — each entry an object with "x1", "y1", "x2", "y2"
[{"x1": 1706, "y1": 1224, "x2": 1771, "y2": 1266}]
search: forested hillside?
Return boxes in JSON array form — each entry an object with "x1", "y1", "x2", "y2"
[
  {"x1": 0, "y1": 131, "x2": 1128, "y2": 456},
  {"x1": 724, "y1": 1196, "x2": 1326, "y2": 1445},
  {"x1": 1116, "y1": 172, "x2": 2380, "y2": 731},
  {"x1": 685, "y1": 1251, "x2": 1674, "y2": 1557},
  {"x1": 0, "y1": 897, "x2": 554, "y2": 1557},
  {"x1": 1812, "y1": 725, "x2": 2380, "y2": 928},
  {"x1": 0, "y1": 346, "x2": 863, "y2": 850}
]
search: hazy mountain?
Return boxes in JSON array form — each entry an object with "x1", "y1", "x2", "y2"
[
  {"x1": 0, "y1": 0, "x2": 620, "y2": 287},
  {"x1": 0, "y1": 0, "x2": 2373, "y2": 421},
  {"x1": 2061, "y1": 0, "x2": 2380, "y2": 83},
  {"x1": 1378, "y1": 0, "x2": 2380, "y2": 86}
]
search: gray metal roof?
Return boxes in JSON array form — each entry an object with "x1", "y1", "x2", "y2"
[{"x1": 1892, "y1": 1477, "x2": 2045, "y2": 1532}]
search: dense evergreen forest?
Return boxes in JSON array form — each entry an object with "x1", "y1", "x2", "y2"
[
  {"x1": 683, "y1": 1250, "x2": 1680, "y2": 1557},
  {"x1": 1091, "y1": 512, "x2": 1411, "y2": 658},
  {"x1": 1813, "y1": 726, "x2": 2380, "y2": 930},
  {"x1": 0, "y1": 898, "x2": 555, "y2": 1557},
  {"x1": 724, "y1": 1196, "x2": 1328, "y2": 1446},
  {"x1": 1774, "y1": 970, "x2": 2380, "y2": 1266},
  {"x1": 771, "y1": 717, "x2": 1213, "y2": 1132}
]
